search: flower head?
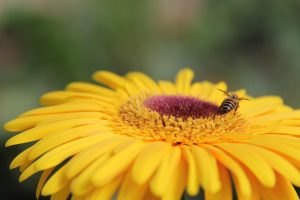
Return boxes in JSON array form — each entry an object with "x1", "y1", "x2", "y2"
[{"x1": 4, "y1": 68, "x2": 300, "y2": 200}]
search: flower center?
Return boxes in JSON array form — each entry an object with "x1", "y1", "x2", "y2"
[
  {"x1": 111, "y1": 94, "x2": 251, "y2": 145},
  {"x1": 144, "y1": 95, "x2": 220, "y2": 119}
]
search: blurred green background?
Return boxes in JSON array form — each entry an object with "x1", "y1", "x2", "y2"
[{"x1": 1, "y1": 0, "x2": 300, "y2": 199}]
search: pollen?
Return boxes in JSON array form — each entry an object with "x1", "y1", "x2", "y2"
[{"x1": 110, "y1": 94, "x2": 250, "y2": 145}]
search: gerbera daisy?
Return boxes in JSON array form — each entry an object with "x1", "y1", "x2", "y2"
[{"x1": 4, "y1": 68, "x2": 300, "y2": 200}]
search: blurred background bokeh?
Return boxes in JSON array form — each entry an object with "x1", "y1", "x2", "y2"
[{"x1": 1, "y1": 0, "x2": 300, "y2": 199}]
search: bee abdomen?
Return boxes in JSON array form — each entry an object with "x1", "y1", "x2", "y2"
[{"x1": 220, "y1": 100, "x2": 236, "y2": 113}]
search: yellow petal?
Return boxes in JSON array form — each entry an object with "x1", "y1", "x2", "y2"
[
  {"x1": 162, "y1": 159, "x2": 186, "y2": 200},
  {"x1": 4, "y1": 116, "x2": 47, "y2": 132},
  {"x1": 281, "y1": 119, "x2": 300, "y2": 126},
  {"x1": 241, "y1": 142, "x2": 300, "y2": 186},
  {"x1": 19, "y1": 161, "x2": 32, "y2": 172},
  {"x1": 4, "y1": 112, "x2": 105, "y2": 132},
  {"x1": 182, "y1": 147, "x2": 199, "y2": 196},
  {"x1": 232, "y1": 169, "x2": 259, "y2": 200},
  {"x1": 245, "y1": 170, "x2": 298, "y2": 200},
  {"x1": 49, "y1": 184, "x2": 70, "y2": 200},
  {"x1": 117, "y1": 170, "x2": 147, "y2": 200},
  {"x1": 204, "y1": 145, "x2": 251, "y2": 197},
  {"x1": 10, "y1": 146, "x2": 34, "y2": 169},
  {"x1": 92, "y1": 70, "x2": 127, "y2": 89},
  {"x1": 253, "y1": 134, "x2": 300, "y2": 149},
  {"x1": 192, "y1": 146, "x2": 221, "y2": 194},
  {"x1": 18, "y1": 135, "x2": 113, "y2": 182},
  {"x1": 205, "y1": 163, "x2": 232, "y2": 200},
  {"x1": 191, "y1": 81, "x2": 215, "y2": 100},
  {"x1": 19, "y1": 162, "x2": 36, "y2": 182},
  {"x1": 71, "y1": 154, "x2": 109, "y2": 195},
  {"x1": 271, "y1": 126, "x2": 300, "y2": 136},
  {"x1": 260, "y1": 174, "x2": 299, "y2": 200},
  {"x1": 126, "y1": 72, "x2": 160, "y2": 92},
  {"x1": 36, "y1": 167, "x2": 54, "y2": 199},
  {"x1": 6, "y1": 118, "x2": 102, "y2": 146},
  {"x1": 126, "y1": 73, "x2": 151, "y2": 91},
  {"x1": 216, "y1": 143, "x2": 275, "y2": 188},
  {"x1": 70, "y1": 195, "x2": 84, "y2": 200},
  {"x1": 240, "y1": 96, "x2": 283, "y2": 116},
  {"x1": 207, "y1": 81, "x2": 227, "y2": 104},
  {"x1": 124, "y1": 82, "x2": 141, "y2": 96},
  {"x1": 36, "y1": 112, "x2": 107, "y2": 126},
  {"x1": 175, "y1": 68, "x2": 194, "y2": 94},
  {"x1": 40, "y1": 91, "x2": 114, "y2": 106},
  {"x1": 66, "y1": 82, "x2": 116, "y2": 96},
  {"x1": 34, "y1": 134, "x2": 114, "y2": 171},
  {"x1": 92, "y1": 141, "x2": 144, "y2": 186},
  {"x1": 39, "y1": 91, "x2": 70, "y2": 105},
  {"x1": 233, "y1": 89, "x2": 247, "y2": 97},
  {"x1": 251, "y1": 96, "x2": 283, "y2": 105},
  {"x1": 249, "y1": 136, "x2": 300, "y2": 164},
  {"x1": 42, "y1": 165, "x2": 69, "y2": 196},
  {"x1": 131, "y1": 142, "x2": 170, "y2": 185},
  {"x1": 116, "y1": 88, "x2": 129, "y2": 99},
  {"x1": 190, "y1": 82, "x2": 201, "y2": 97},
  {"x1": 65, "y1": 139, "x2": 122, "y2": 179},
  {"x1": 28, "y1": 123, "x2": 110, "y2": 161},
  {"x1": 158, "y1": 81, "x2": 176, "y2": 95},
  {"x1": 87, "y1": 175, "x2": 124, "y2": 200},
  {"x1": 20, "y1": 103, "x2": 107, "y2": 117},
  {"x1": 150, "y1": 146, "x2": 181, "y2": 197},
  {"x1": 255, "y1": 110, "x2": 300, "y2": 123},
  {"x1": 144, "y1": 188, "x2": 161, "y2": 200}
]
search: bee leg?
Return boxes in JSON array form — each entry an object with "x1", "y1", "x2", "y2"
[{"x1": 234, "y1": 105, "x2": 239, "y2": 114}]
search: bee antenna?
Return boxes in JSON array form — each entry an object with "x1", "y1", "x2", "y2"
[
  {"x1": 217, "y1": 88, "x2": 231, "y2": 96},
  {"x1": 238, "y1": 97, "x2": 250, "y2": 101}
]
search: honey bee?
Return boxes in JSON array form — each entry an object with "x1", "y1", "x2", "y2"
[{"x1": 218, "y1": 89, "x2": 249, "y2": 114}]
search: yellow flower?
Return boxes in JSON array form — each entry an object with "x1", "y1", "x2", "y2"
[{"x1": 4, "y1": 68, "x2": 300, "y2": 200}]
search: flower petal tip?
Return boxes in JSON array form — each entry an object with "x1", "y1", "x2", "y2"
[
  {"x1": 3, "y1": 120, "x2": 18, "y2": 132},
  {"x1": 9, "y1": 162, "x2": 17, "y2": 170},
  {"x1": 5, "y1": 137, "x2": 23, "y2": 147},
  {"x1": 5, "y1": 139, "x2": 14, "y2": 147}
]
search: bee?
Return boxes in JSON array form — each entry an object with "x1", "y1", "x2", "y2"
[{"x1": 218, "y1": 89, "x2": 249, "y2": 114}]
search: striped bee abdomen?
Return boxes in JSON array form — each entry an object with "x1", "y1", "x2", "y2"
[{"x1": 220, "y1": 99, "x2": 237, "y2": 114}]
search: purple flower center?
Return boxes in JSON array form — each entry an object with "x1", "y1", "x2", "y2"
[{"x1": 144, "y1": 95, "x2": 220, "y2": 119}]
